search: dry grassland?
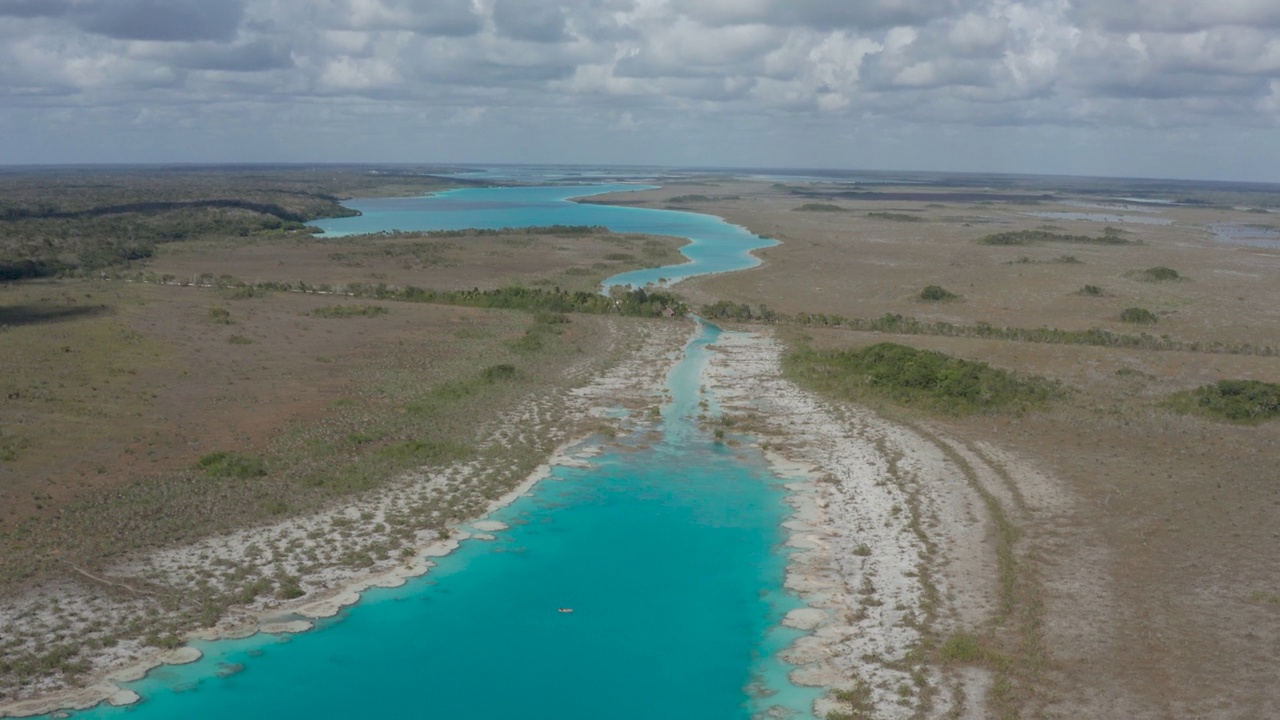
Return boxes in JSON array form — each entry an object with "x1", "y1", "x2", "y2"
[
  {"x1": 0, "y1": 225, "x2": 689, "y2": 700},
  {"x1": 610, "y1": 180, "x2": 1280, "y2": 719},
  {"x1": 145, "y1": 228, "x2": 686, "y2": 294}
]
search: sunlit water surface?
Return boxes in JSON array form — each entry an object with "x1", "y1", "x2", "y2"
[{"x1": 312, "y1": 184, "x2": 776, "y2": 291}]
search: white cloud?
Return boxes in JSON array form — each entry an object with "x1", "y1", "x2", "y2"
[{"x1": 0, "y1": 0, "x2": 1277, "y2": 179}]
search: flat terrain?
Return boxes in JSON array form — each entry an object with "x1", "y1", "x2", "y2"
[
  {"x1": 3, "y1": 167, "x2": 1279, "y2": 718},
  {"x1": 605, "y1": 179, "x2": 1280, "y2": 718},
  {"x1": 146, "y1": 227, "x2": 685, "y2": 294}
]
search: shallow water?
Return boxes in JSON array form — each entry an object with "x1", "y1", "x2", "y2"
[
  {"x1": 1021, "y1": 210, "x2": 1173, "y2": 226},
  {"x1": 312, "y1": 184, "x2": 777, "y2": 291},
  {"x1": 1209, "y1": 222, "x2": 1280, "y2": 250},
  {"x1": 60, "y1": 191, "x2": 823, "y2": 719}
]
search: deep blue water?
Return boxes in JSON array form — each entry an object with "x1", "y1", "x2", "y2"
[{"x1": 311, "y1": 184, "x2": 777, "y2": 291}]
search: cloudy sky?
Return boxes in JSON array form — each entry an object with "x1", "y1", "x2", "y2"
[{"x1": 2, "y1": 0, "x2": 1279, "y2": 181}]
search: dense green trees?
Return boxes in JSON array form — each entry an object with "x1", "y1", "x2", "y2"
[
  {"x1": 783, "y1": 342, "x2": 1065, "y2": 415},
  {"x1": 1165, "y1": 379, "x2": 1280, "y2": 423}
]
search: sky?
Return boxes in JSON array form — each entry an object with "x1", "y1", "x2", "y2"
[{"x1": 2, "y1": 0, "x2": 1279, "y2": 182}]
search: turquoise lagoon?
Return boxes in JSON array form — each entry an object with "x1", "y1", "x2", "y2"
[
  {"x1": 311, "y1": 184, "x2": 777, "y2": 291},
  {"x1": 62, "y1": 187, "x2": 824, "y2": 719}
]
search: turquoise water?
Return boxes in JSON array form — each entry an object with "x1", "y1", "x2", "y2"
[
  {"x1": 312, "y1": 184, "x2": 777, "y2": 291},
  {"x1": 65, "y1": 322, "x2": 822, "y2": 720}
]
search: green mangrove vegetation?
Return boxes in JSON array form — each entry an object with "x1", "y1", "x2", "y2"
[
  {"x1": 979, "y1": 228, "x2": 1131, "y2": 246},
  {"x1": 782, "y1": 342, "x2": 1065, "y2": 415}
]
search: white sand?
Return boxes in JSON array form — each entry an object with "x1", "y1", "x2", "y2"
[
  {"x1": 470, "y1": 520, "x2": 508, "y2": 532},
  {"x1": 701, "y1": 329, "x2": 1004, "y2": 719}
]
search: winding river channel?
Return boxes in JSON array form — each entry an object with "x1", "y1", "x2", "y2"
[{"x1": 63, "y1": 185, "x2": 822, "y2": 719}]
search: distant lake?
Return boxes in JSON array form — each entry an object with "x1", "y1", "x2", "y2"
[{"x1": 312, "y1": 184, "x2": 777, "y2": 292}]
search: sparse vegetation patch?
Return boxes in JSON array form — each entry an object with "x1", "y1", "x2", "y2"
[
  {"x1": 197, "y1": 451, "x2": 268, "y2": 479},
  {"x1": 917, "y1": 285, "x2": 959, "y2": 302},
  {"x1": 311, "y1": 304, "x2": 389, "y2": 318},
  {"x1": 1119, "y1": 307, "x2": 1158, "y2": 324},
  {"x1": 980, "y1": 229, "x2": 1131, "y2": 246},
  {"x1": 867, "y1": 211, "x2": 923, "y2": 222},
  {"x1": 1164, "y1": 379, "x2": 1280, "y2": 423},
  {"x1": 794, "y1": 203, "x2": 845, "y2": 212},
  {"x1": 1130, "y1": 266, "x2": 1184, "y2": 282}
]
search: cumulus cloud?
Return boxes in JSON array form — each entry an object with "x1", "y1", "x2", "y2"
[
  {"x1": 138, "y1": 40, "x2": 295, "y2": 73},
  {"x1": 492, "y1": 0, "x2": 569, "y2": 43},
  {"x1": 0, "y1": 0, "x2": 74, "y2": 18},
  {"x1": 332, "y1": 0, "x2": 482, "y2": 36},
  {"x1": 672, "y1": 0, "x2": 960, "y2": 31},
  {"x1": 0, "y1": 0, "x2": 246, "y2": 40},
  {"x1": 78, "y1": 0, "x2": 246, "y2": 42},
  {"x1": 1070, "y1": 0, "x2": 1280, "y2": 33}
]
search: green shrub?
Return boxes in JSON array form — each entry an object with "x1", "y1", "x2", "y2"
[
  {"x1": 276, "y1": 577, "x2": 304, "y2": 600},
  {"x1": 979, "y1": 230, "x2": 1130, "y2": 246},
  {"x1": 918, "y1": 285, "x2": 959, "y2": 302},
  {"x1": 480, "y1": 364, "x2": 518, "y2": 382},
  {"x1": 1164, "y1": 379, "x2": 1280, "y2": 423},
  {"x1": 1119, "y1": 307, "x2": 1158, "y2": 324},
  {"x1": 1079, "y1": 284, "x2": 1103, "y2": 296},
  {"x1": 1133, "y1": 266, "x2": 1183, "y2": 282},
  {"x1": 208, "y1": 306, "x2": 232, "y2": 324},
  {"x1": 794, "y1": 203, "x2": 845, "y2": 212},
  {"x1": 867, "y1": 212, "x2": 922, "y2": 222},
  {"x1": 227, "y1": 334, "x2": 254, "y2": 344},
  {"x1": 311, "y1": 304, "x2": 388, "y2": 318},
  {"x1": 940, "y1": 633, "x2": 997, "y2": 664},
  {"x1": 144, "y1": 632, "x2": 184, "y2": 650},
  {"x1": 783, "y1": 342, "x2": 1065, "y2": 415},
  {"x1": 828, "y1": 678, "x2": 874, "y2": 719},
  {"x1": 225, "y1": 286, "x2": 271, "y2": 300},
  {"x1": 197, "y1": 451, "x2": 268, "y2": 479}
]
